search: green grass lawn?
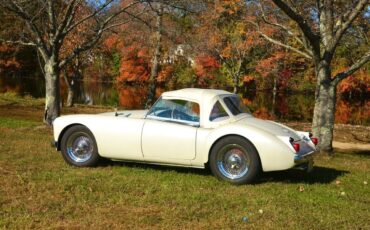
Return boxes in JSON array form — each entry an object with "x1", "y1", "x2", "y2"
[{"x1": 0, "y1": 103, "x2": 369, "y2": 229}]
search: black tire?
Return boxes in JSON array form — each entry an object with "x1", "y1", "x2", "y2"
[
  {"x1": 60, "y1": 125, "x2": 100, "y2": 167},
  {"x1": 209, "y1": 136, "x2": 260, "y2": 184}
]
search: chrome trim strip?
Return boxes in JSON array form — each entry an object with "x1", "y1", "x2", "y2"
[
  {"x1": 146, "y1": 115, "x2": 200, "y2": 127},
  {"x1": 294, "y1": 150, "x2": 318, "y2": 164}
]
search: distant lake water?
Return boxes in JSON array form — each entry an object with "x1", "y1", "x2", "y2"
[{"x1": 0, "y1": 75, "x2": 368, "y2": 125}]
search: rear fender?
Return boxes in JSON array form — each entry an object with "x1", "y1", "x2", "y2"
[{"x1": 201, "y1": 124, "x2": 296, "y2": 171}]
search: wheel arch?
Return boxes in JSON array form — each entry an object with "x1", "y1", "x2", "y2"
[
  {"x1": 56, "y1": 123, "x2": 85, "y2": 150},
  {"x1": 206, "y1": 134, "x2": 262, "y2": 170}
]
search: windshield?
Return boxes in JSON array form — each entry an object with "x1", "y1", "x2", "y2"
[{"x1": 223, "y1": 96, "x2": 251, "y2": 116}]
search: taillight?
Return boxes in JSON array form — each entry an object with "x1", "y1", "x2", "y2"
[
  {"x1": 308, "y1": 132, "x2": 318, "y2": 145},
  {"x1": 311, "y1": 137, "x2": 318, "y2": 145},
  {"x1": 292, "y1": 143, "x2": 300, "y2": 152},
  {"x1": 289, "y1": 137, "x2": 300, "y2": 152}
]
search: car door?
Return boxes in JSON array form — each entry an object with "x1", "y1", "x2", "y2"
[
  {"x1": 141, "y1": 98, "x2": 200, "y2": 161},
  {"x1": 92, "y1": 116, "x2": 145, "y2": 160}
]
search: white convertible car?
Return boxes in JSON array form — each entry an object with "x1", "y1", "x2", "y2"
[{"x1": 53, "y1": 88, "x2": 318, "y2": 184}]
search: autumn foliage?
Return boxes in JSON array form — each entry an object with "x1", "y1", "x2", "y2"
[
  {"x1": 194, "y1": 55, "x2": 221, "y2": 86},
  {"x1": 118, "y1": 45, "x2": 150, "y2": 83},
  {"x1": 0, "y1": 44, "x2": 20, "y2": 73},
  {"x1": 337, "y1": 69, "x2": 369, "y2": 97},
  {"x1": 0, "y1": 0, "x2": 368, "y2": 116},
  {"x1": 255, "y1": 51, "x2": 293, "y2": 90},
  {"x1": 0, "y1": 43, "x2": 37, "y2": 74}
]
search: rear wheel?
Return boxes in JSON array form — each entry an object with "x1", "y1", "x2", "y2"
[
  {"x1": 60, "y1": 125, "x2": 100, "y2": 167},
  {"x1": 209, "y1": 136, "x2": 260, "y2": 184}
]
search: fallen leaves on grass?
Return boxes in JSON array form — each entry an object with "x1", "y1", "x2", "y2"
[{"x1": 298, "y1": 185, "x2": 305, "y2": 192}]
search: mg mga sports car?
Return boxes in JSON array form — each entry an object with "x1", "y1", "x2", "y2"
[{"x1": 53, "y1": 88, "x2": 318, "y2": 184}]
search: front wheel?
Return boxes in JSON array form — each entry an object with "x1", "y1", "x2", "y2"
[
  {"x1": 209, "y1": 136, "x2": 260, "y2": 184},
  {"x1": 60, "y1": 125, "x2": 100, "y2": 167}
]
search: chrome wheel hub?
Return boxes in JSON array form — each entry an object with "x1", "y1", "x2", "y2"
[
  {"x1": 228, "y1": 155, "x2": 242, "y2": 169},
  {"x1": 66, "y1": 133, "x2": 93, "y2": 163},
  {"x1": 216, "y1": 144, "x2": 250, "y2": 179}
]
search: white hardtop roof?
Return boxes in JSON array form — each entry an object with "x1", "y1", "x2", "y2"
[
  {"x1": 162, "y1": 88, "x2": 239, "y2": 128},
  {"x1": 161, "y1": 88, "x2": 233, "y2": 102}
]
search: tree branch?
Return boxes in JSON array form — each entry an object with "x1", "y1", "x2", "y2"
[
  {"x1": 59, "y1": 1, "x2": 144, "y2": 68},
  {"x1": 58, "y1": 26, "x2": 106, "y2": 69},
  {"x1": 271, "y1": 0, "x2": 320, "y2": 55},
  {"x1": 1, "y1": 1, "x2": 49, "y2": 54},
  {"x1": 160, "y1": 0, "x2": 197, "y2": 14},
  {"x1": 62, "y1": 0, "x2": 116, "y2": 36},
  {"x1": 116, "y1": 6, "x2": 151, "y2": 29},
  {"x1": 333, "y1": 50, "x2": 370, "y2": 84},
  {"x1": 258, "y1": 3, "x2": 305, "y2": 47},
  {"x1": 0, "y1": 38, "x2": 36, "y2": 46},
  {"x1": 333, "y1": 0, "x2": 368, "y2": 46},
  {"x1": 247, "y1": 20, "x2": 312, "y2": 59},
  {"x1": 47, "y1": 0, "x2": 57, "y2": 35},
  {"x1": 54, "y1": 0, "x2": 79, "y2": 43},
  {"x1": 100, "y1": 19, "x2": 134, "y2": 32}
]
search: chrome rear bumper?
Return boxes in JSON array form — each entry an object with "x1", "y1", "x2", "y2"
[
  {"x1": 294, "y1": 150, "x2": 317, "y2": 164},
  {"x1": 294, "y1": 150, "x2": 317, "y2": 172}
]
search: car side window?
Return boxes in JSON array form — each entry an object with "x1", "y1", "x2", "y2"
[
  {"x1": 147, "y1": 98, "x2": 200, "y2": 125},
  {"x1": 210, "y1": 101, "x2": 229, "y2": 121},
  {"x1": 223, "y1": 96, "x2": 251, "y2": 115}
]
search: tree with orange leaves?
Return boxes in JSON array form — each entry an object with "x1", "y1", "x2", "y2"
[
  {"x1": 197, "y1": 0, "x2": 261, "y2": 93},
  {"x1": 250, "y1": 0, "x2": 370, "y2": 152},
  {"x1": 194, "y1": 54, "x2": 221, "y2": 87},
  {"x1": 118, "y1": 45, "x2": 151, "y2": 83},
  {"x1": 0, "y1": 0, "x2": 145, "y2": 125}
]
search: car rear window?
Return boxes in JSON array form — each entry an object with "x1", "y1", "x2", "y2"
[
  {"x1": 209, "y1": 101, "x2": 229, "y2": 121},
  {"x1": 223, "y1": 96, "x2": 250, "y2": 116}
]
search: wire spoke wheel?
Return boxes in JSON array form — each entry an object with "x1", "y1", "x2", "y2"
[
  {"x1": 210, "y1": 136, "x2": 260, "y2": 184},
  {"x1": 61, "y1": 125, "x2": 100, "y2": 167},
  {"x1": 216, "y1": 144, "x2": 250, "y2": 179},
  {"x1": 66, "y1": 132, "x2": 94, "y2": 163}
]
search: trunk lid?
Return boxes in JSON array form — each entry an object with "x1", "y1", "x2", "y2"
[{"x1": 237, "y1": 117, "x2": 301, "y2": 140}]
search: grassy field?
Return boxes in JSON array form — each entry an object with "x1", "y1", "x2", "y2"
[{"x1": 0, "y1": 93, "x2": 369, "y2": 229}]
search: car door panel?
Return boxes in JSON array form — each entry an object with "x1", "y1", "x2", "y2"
[
  {"x1": 91, "y1": 116, "x2": 145, "y2": 160},
  {"x1": 141, "y1": 119, "x2": 197, "y2": 160}
]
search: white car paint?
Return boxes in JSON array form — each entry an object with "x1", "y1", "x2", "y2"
[{"x1": 53, "y1": 88, "x2": 317, "y2": 171}]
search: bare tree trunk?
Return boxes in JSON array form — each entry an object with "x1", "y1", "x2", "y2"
[
  {"x1": 63, "y1": 70, "x2": 74, "y2": 107},
  {"x1": 44, "y1": 60, "x2": 60, "y2": 125},
  {"x1": 232, "y1": 59, "x2": 242, "y2": 94},
  {"x1": 66, "y1": 88, "x2": 74, "y2": 107},
  {"x1": 312, "y1": 61, "x2": 337, "y2": 153},
  {"x1": 271, "y1": 75, "x2": 277, "y2": 115},
  {"x1": 233, "y1": 74, "x2": 239, "y2": 94},
  {"x1": 145, "y1": 4, "x2": 163, "y2": 109},
  {"x1": 0, "y1": 0, "x2": 146, "y2": 125},
  {"x1": 254, "y1": 0, "x2": 369, "y2": 154}
]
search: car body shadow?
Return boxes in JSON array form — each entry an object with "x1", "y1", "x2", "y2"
[
  {"x1": 99, "y1": 159, "x2": 211, "y2": 176},
  {"x1": 99, "y1": 160, "x2": 347, "y2": 184},
  {"x1": 258, "y1": 166, "x2": 349, "y2": 184}
]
